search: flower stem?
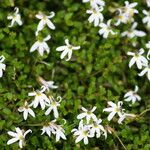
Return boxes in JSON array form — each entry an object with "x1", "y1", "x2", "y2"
[
  {"x1": 138, "y1": 109, "x2": 150, "y2": 117},
  {"x1": 113, "y1": 131, "x2": 128, "y2": 150}
]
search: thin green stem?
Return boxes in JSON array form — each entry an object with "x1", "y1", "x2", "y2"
[
  {"x1": 138, "y1": 109, "x2": 150, "y2": 117},
  {"x1": 21, "y1": 123, "x2": 43, "y2": 127},
  {"x1": 113, "y1": 131, "x2": 128, "y2": 150}
]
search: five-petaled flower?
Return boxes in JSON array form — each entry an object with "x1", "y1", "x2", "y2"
[
  {"x1": 30, "y1": 35, "x2": 51, "y2": 56},
  {"x1": 71, "y1": 120, "x2": 93, "y2": 145},
  {"x1": 18, "y1": 101, "x2": 35, "y2": 120},
  {"x1": 142, "y1": 10, "x2": 150, "y2": 28},
  {"x1": 38, "y1": 76, "x2": 58, "y2": 91},
  {"x1": 99, "y1": 19, "x2": 116, "y2": 38},
  {"x1": 77, "y1": 106, "x2": 97, "y2": 123},
  {"x1": 7, "y1": 7, "x2": 23, "y2": 27},
  {"x1": 0, "y1": 55, "x2": 6, "y2": 78},
  {"x1": 56, "y1": 39, "x2": 80, "y2": 61},
  {"x1": 7, "y1": 127, "x2": 32, "y2": 149},
  {"x1": 103, "y1": 101, "x2": 124, "y2": 121},
  {"x1": 124, "y1": 85, "x2": 141, "y2": 104},
  {"x1": 28, "y1": 86, "x2": 49, "y2": 110},
  {"x1": 45, "y1": 96, "x2": 61, "y2": 118},
  {"x1": 127, "y1": 48, "x2": 148, "y2": 69},
  {"x1": 89, "y1": 118, "x2": 107, "y2": 138},
  {"x1": 139, "y1": 64, "x2": 150, "y2": 81},
  {"x1": 35, "y1": 11, "x2": 55, "y2": 35},
  {"x1": 118, "y1": 113, "x2": 136, "y2": 124},
  {"x1": 121, "y1": 22, "x2": 146, "y2": 38},
  {"x1": 86, "y1": 6, "x2": 104, "y2": 26}
]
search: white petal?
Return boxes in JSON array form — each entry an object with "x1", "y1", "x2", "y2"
[
  {"x1": 7, "y1": 138, "x2": 18, "y2": 145},
  {"x1": 56, "y1": 46, "x2": 67, "y2": 51},
  {"x1": 129, "y1": 58, "x2": 136, "y2": 68},
  {"x1": 46, "y1": 19, "x2": 55, "y2": 30},
  {"x1": 37, "y1": 20, "x2": 45, "y2": 31},
  {"x1": 30, "y1": 42, "x2": 39, "y2": 52},
  {"x1": 77, "y1": 113, "x2": 86, "y2": 119},
  {"x1": 107, "y1": 111, "x2": 116, "y2": 121}
]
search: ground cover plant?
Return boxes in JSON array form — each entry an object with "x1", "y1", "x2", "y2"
[{"x1": 0, "y1": 0, "x2": 150, "y2": 149}]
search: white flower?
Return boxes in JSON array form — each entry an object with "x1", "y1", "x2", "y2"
[
  {"x1": 82, "y1": 0, "x2": 105, "y2": 8},
  {"x1": 77, "y1": 106, "x2": 97, "y2": 123},
  {"x1": 124, "y1": 1, "x2": 138, "y2": 16},
  {"x1": 54, "y1": 124, "x2": 66, "y2": 142},
  {"x1": 28, "y1": 86, "x2": 49, "y2": 110},
  {"x1": 18, "y1": 101, "x2": 35, "y2": 120},
  {"x1": 41, "y1": 121, "x2": 56, "y2": 137},
  {"x1": 41, "y1": 120, "x2": 66, "y2": 141},
  {"x1": 56, "y1": 39, "x2": 80, "y2": 61},
  {"x1": 99, "y1": 19, "x2": 116, "y2": 38},
  {"x1": 139, "y1": 64, "x2": 150, "y2": 80},
  {"x1": 36, "y1": 11, "x2": 55, "y2": 35},
  {"x1": 127, "y1": 48, "x2": 148, "y2": 69},
  {"x1": 71, "y1": 120, "x2": 93, "y2": 145},
  {"x1": 0, "y1": 55, "x2": 6, "y2": 78},
  {"x1": 89, "y1": 118, "x2": 107, "y2": 139},
  {"x1": 122, "y1": 22, "x2": 146, "y2": 38},
  {"x1": 142, "y1": 10, "x2": 150, "y2": 27},
  {"x1": 45, "y1": 96, "x2": 61, "y2": 118},
  {"x1": 7, "y1": 127, "x2": 32, "y2": 149},
  {"x1": 7, "y1": 7, "x2": 22, "y2": 27},
  {"x1": 38, "y1": 76, "x2": 58, "y2": 91},
  {"x1": 146, "y1": 0, "x2": 150, "y2": 7},
  {"x1": 124, "y1": 85, "x2": 141, "y2": 104},
  {"x1": 146, "y1": 41, "x2": 150, "y2": 60},
  {"x1": 30, "y1": 35, "x2": 51, "y2": 56},
  {"x1": 103, "y1": 101, "x2": 124, "y2": 121},
  {"x1": 86, "y1": 6, "x2": 104, "y2": 26},
  {"x1": 118, "y1": 113, "x2": 136, "y2": 124},
  {"x1": 115, "y1": 9, "x2": 130, "y2": 26}
]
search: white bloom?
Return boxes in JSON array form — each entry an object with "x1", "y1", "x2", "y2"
[
  {"x1": 142, "y1": 10, "x2": 150, "y2": 27},
  {"x1": 41, "y1": 120, "x2": 66, "y2": 141},
  {"x1": 7, "y1": 7, "x2": 22, "y2": 27},
  {"x1": 124, "y1": 1, "x2": 138, "y2": 16},
  {"x1": 36, "y1": 11, "x2": 55, "y2": 35},
  {"x1": 146, "y1": 0, "x2": 150, "y2": 7},
  {"x1": 45, "y1": 96, "x2": 61, "y2": 118},
  {"x1": 139, "y1": 64, "x2": 150, "y2": 80},
  {"x1": 54, "y1": 124, "x2": 66, "y2": 142},
  {"x1": 127, "y1": 48, "x2": 148, "y2": 69},
  {"x1": 7, "y1": 127, "x2": 32, "y2": 149},
  {"x1": 115, "y1": 9, "x2": 130, "y2": 26},
  {"x1": 99, "y1": 19, "x2": 116, "y2": 38},
  {"x1": 41, "y1": 121, "x2": 56, "y2": 137},
  {"x1": 86, "y1": 6, "x2": 104, "y2": 26},
  {"x1": 77, "y1": 106, "x2": 97, "y2": 123},
  {"x1": 56, "y1": 39, "x2": 80, "y2": 61},
  {"x1": 103, "y1": 101, "x2": 124, "y2": 121},
  {"x1": 89, "y1": 118, "x2": 107, "y2": 139},
  {"x1": 82, "y1": 0, "x2": 105, "y2": 8},
  {"x1": 38, "y1": 76, "x2": 58, "y2": 91},
  {"x1": 124, "y1": 85, "x2": 141, "y2": 104},
  {"x1": 118, "y1": 113, "x2": 136, "y2": 124},
  {"x1": 146, "y1": 41, "x2": 150, "y2": 60},
  {"x1": 30, "y1": 35, "x2": 51, "y2": 56},
  {"x1": 122, "y1": 22, "x2": 146, "y2": 38},
  {"x1": 18, "y1": 101, "x2": 35, "y2": 120},
  {"x1": 71, "y1": 120, "x2": 93, "y2": 145},
  {"x1": 0, "y1": 55, "x2": 6, "y2": 78},
  {"x1": 28, "y1": 86, "x2": 49, "y2": 110}
]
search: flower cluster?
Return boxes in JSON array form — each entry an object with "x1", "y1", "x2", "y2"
[
  {"x1": 72, "y1": 106, "x2": 107, "y2": 145},
  {"x1": 7, "y1": 76, "x2": 67, "y2": 148}
]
